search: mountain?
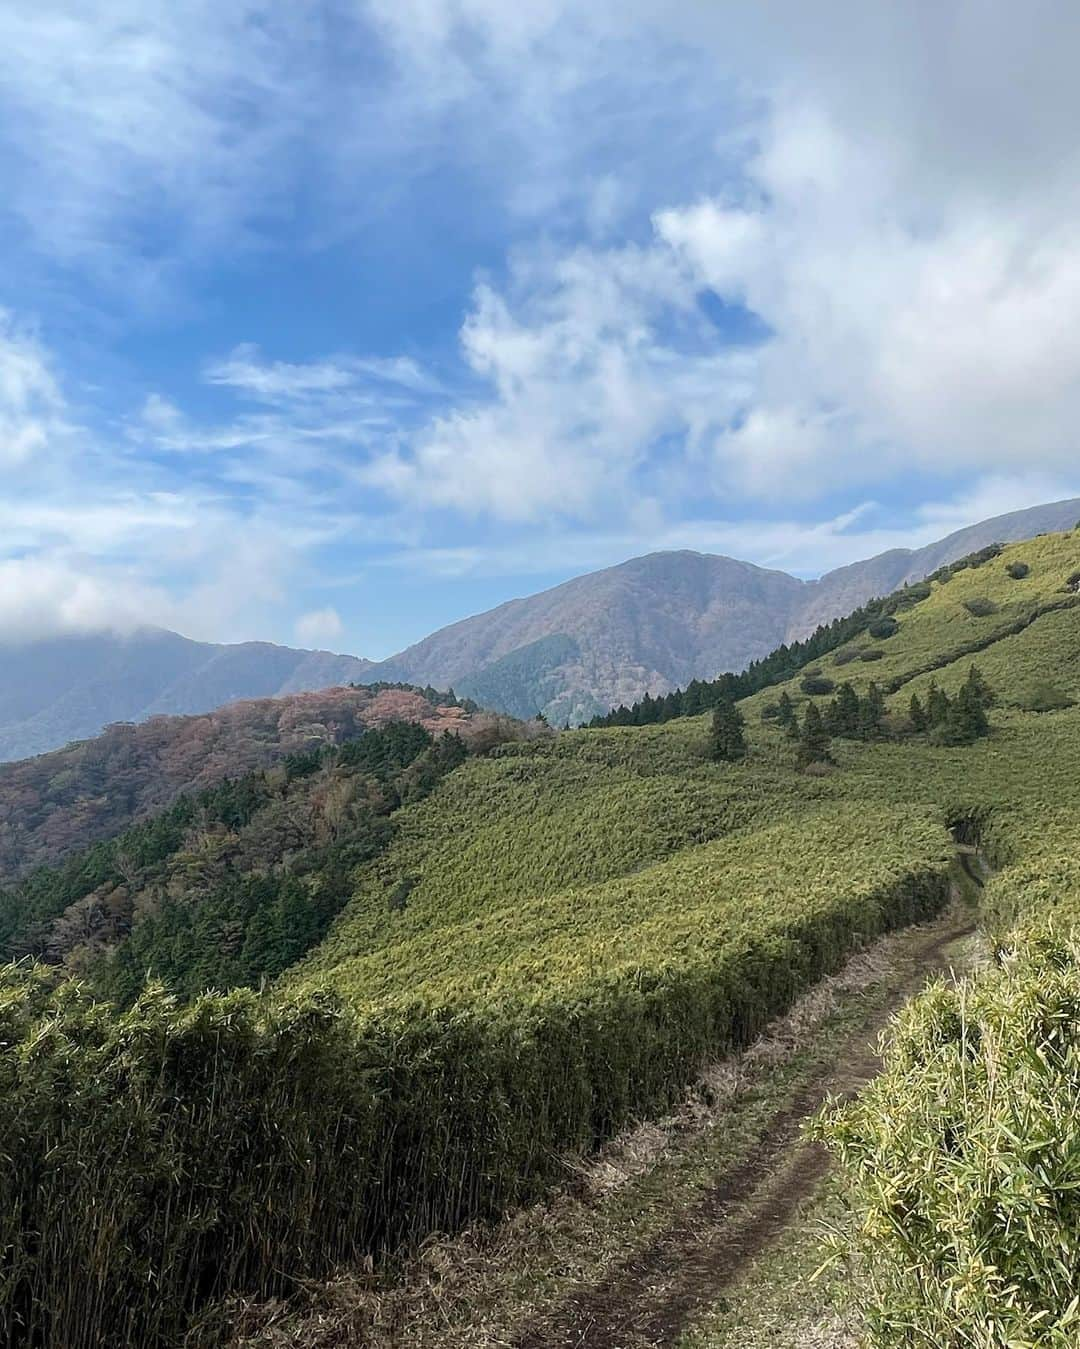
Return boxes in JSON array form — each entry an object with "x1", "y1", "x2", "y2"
[
  {"x1": 370, "y1": 551, "x2": 805, "y2": 723},
  {"x1": 3, "y1": 525, "x2": 1080, "y2": 1345},
  {"x1": 1, "y1": 499, "x2": 1076, "y2": 759},
  {"x1": 362, "y1": 497, "x2": 1080, "y2": 723},
  {"x1": 0, "y1": 629, "x2": 376, "y2": 763}
]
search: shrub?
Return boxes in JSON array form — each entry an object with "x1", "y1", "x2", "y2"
[
  {"x1": 1016, "y1": 682, "x2": 1076, "y2": 713},
  {"x1": 859, "y1": 648, "x2": 884, "y2": 662},
  {"x1": 832, "y1": 648, "x2": 862, "y2": 666},
  {"x1": 867, "y1": 616, "x2": 899, "y2": 640},
  {"x1": 1005, "y1": 560, "x2": 1030, "y2": 579},
  {"x1": 1063, "y1": 570, "x2": 1080, "y2": 593},
  {"x1": 0, "y1": 809, "x2": 953, "y2": 1347},
  {"x1": 800, "y1": 675, "x2": 835, "y2": 696},
  {"x1": 962, "y1": 596, "x2": 999, "y2": 617},
  {"x1": 759, "y1": 701, "x2": 781, "y2": 721},
  {"x1": 894, "y1": 581, "x2": 932, "y2": 609},
  {"x1": 819, "y1": 935, "x2": 1080, "y2": 1348}
]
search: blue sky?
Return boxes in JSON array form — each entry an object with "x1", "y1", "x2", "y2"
[{"x1": 2, "y1": 2, "x2": 1079, "y2": 658}]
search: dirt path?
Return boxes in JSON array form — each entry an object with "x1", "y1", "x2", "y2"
[{"x1": 514, "y1": 912, "x2": 974, "y2": 1349}]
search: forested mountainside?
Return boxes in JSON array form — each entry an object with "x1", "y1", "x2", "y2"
[
  {"x1": 0, "y1": 683, "x2": 501, "y2": 880},
  {"x1": 0, "y1": 528, "x2": 1078, "y2": 1346},
  {"x1": 361, "y1": 496, "x2": 1080, "y2": 723},
  {"x1": 2, "y1": 500, "x2": 1076, "y2": 763},
  {"x1": 0, "y1": 629, "x2": 375, "y2": 763}
]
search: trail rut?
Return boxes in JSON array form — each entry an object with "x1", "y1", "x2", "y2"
[{"x1": 514, "y1": 913, "x2": 974, "y2": 1349}]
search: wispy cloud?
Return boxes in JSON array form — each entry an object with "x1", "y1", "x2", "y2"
[{"x1": 2, "y1": 0, "x2": 1080, "y2": 659}]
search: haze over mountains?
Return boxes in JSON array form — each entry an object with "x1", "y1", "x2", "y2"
[{"x1": 1, "y1": 497, "x2": 1077, "y2": 759}]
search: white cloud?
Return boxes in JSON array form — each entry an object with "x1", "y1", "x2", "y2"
[
  {"x1": 3, "y1": 0, "x2": 1080, "y2": 658},
  {"x1": 294, "y1": 606, "x2": 345, "y2": 646},
  {"x1": 204, "y1": 346, "x2": 442, "y2": 404},
  {"x1": 0, "y1": 556, "x2": 166, "y2": 643},
  {"x1": 362, "y1": 245, "x2": 738, "y2": 520},
  {"x1": 0, "y1": 2, "x2": 322, "y2": 276},
  {"x1": 0, "y1": 311, "x2": 68, "y2": 469},
  {"x1": 358, "y1": 1, "x2": 1080, "y2": 512}
]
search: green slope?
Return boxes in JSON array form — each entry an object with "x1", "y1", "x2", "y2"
[{"x1": 0, "y1": 529, "x2": 1078, "y2": 1347}]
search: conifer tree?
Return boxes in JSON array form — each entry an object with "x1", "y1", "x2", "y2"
[
  {"x1": 797, "y1": 701, "x2": 833, "y2": 767},
  {"x1": 945, "y1": 681, "x2": 990, "y2": 744},
  {"x1": 927, "y1": 682, "x2": 951, "y2": 727},
  {"x1": 964, "y1": 665, "x2": 996, "y2": 709},
  {"x1": 857, "y1": 682, "x2": 886, "y2": 739},
  {"x1": 710, "y1": 700, "x2": 748, "y2": 762},
  {"x1": 776, "y1": 691, "x2": 798, "y2": 737},
  {"x1": 909, "y1": 692, "x2": 928, "y2": 733},
  {"x1": 832, "y1": 682, "x2": 860, "y2": 736}
]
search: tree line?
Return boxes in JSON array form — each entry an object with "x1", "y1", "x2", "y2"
[{"x1": 709, "y1": 666, "x2": 996, "y2": 768}]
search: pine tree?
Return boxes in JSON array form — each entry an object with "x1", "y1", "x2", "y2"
[
  {"x1": 833, "y1": 682, "x2": 860, "y2": 737},
  {"x1": 927, "y1": 682, "x2": 951, "y2": 727},
  {"x1": 776, "y1": 691, "x2": 798, "y2": 737},
  {"x1": 857, "y1": 682, "x2": 886, "y2": 740},
  {"x1": 797, "y1": 702, "x2": 833, "y2": 767},
  {"x1": 909, "y1": 692, "x2": 928, "y2": 733},
  {"x1": 964, "y1": 665, "x2": 996, "y2": 709},
  {"x1": 710, "y1": 700, "x2": 748, "y2": 762},
  {"x1": 946, "y1": 681, "x2": 990, "y2": 744}
]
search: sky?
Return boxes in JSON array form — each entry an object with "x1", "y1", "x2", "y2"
[{"x1": 2, "y1": 1, "x2": 1080, "y2": 659}]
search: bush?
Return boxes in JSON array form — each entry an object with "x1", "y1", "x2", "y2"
[
  {"x1": 962, "y1": 596, "x2": 999, "y2": 617},
  {"x1": 1064, "y1": 570, "x2": 1080, "y2": 593},
  {"x1": 832, "y1": 648, "x2": 863, "y2": 666},
  {"x1": 947, "y1": 544, "x2": 1002, "y2": 577},
  {"x1": 0, "y1": 810, "x2": 953, "y2": 1347},
  {"x1": 759, "y1": 701, "x2": 781, "y2": 721},
  {"x1": 800, "y1": 675, "x2": 835, "y2": 696},
  {"x1": 819, "y1": 934, "x2": 1080, "y2": 1348},
  {"x1": 859, "y1": 649, "x2": 884, "y2": 662},
  {"x1": 1016, "y1": 682, "x2": 1076, "y2": 713},
  {"x1": 867, "y1": 617, "x2": 899, "y2": 640},
  {"x1": 1005, "y1": 560, "x2": 1031, "y2": 579},
  {"x1": 894, "y1": 582, "x2": 932, "y2": 609}
]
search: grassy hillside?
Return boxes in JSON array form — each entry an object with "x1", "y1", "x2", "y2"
[{"x1": 0, "y1": 529, "x2": 1078, "y2": 1346}]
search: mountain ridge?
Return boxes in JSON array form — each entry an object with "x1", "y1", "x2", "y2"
[
  {"x1": 1, "y1": 497, "x2": 1077, "y2": 755},
  {"x1": 365, "y1": 497, "x2": 1080, "y2": 722}
]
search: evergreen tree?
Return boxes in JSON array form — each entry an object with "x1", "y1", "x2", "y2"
[
  {"x1": 927, "y1": 682, "x2": 951, "y2": 727},
  {"x1": 944, "y1": 681, "x2": 990, "y2": 745},
  {"x1": 776, "y1": 691, "x2": 798, "y2": 737},
  {"x1": 857, "y1": 683, "x2": 886, "y2": 740},
  {"x1": 964, "y1": 665, "x2": 996, "y2": 709},
  {"x1": 797, "y1": 702, "x2": 833, "y2": 767},
  {"x1": 710, "y1": 700, "x2": 748, "y2": 762},
  {"x1": 829, "y1": 682, "x2": 860, "y2": 737},
  {"x1": 908, "y1": 692, "x2": 928, "y2": 733}
]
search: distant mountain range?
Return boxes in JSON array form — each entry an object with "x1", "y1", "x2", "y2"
[
  {"x1": 0, "y1": 631, "x2": 375, "y2": 762},
  {"x1": 365, "y1": 497, "x2": 1080, "y2": 723},
  {"x1": 1, "y1": 497, "x2": 1077, "y2": 758}
]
